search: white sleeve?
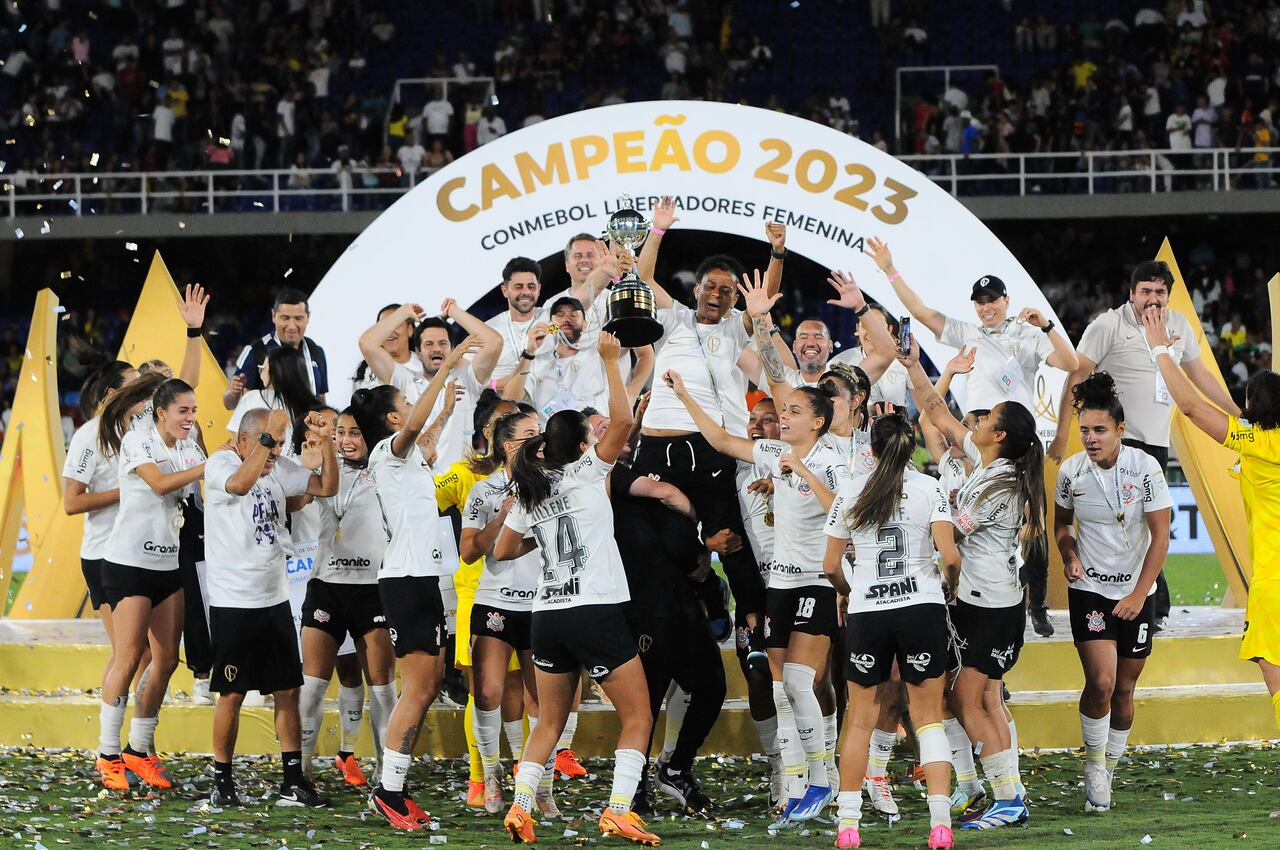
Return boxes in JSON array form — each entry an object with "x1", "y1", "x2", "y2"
[
  {"x1": 824, "y1": 489, "x2": 852, "y2": 540},
  {"x1": 961, "y1": 432, "x2": 982, "y2": 465},
  {"x1": 1141, "y1": 458, "x2": 1174, "y2": 513},
  {"x1": 462, "y1": 488, "x2": 488, "y2": 530},
  {"x1": 204, "y1": 450, "x2": 236, "y2": 494},
  {"x1": 938, "y1": 316, "x2": 976, "y2": 348},
  {"x1": 570, "y1": 446, "x2": 614, "y2": 484},
  {"x1": 504, "y1": 502, "x2": 531, "y2": 536},
  {"x1": 274, "y1": 455, "x2": 314, "y2": 497},
  {"x1": 62, "y1": 424, "x2": 98, "y2": 483},
  {"x1": 1054, "y1": 463, "x2": 1075, "y2": 510},
  {"x1": 118, "y1": 431, "x2": 155, "y2": 475},
  {"x1": 751, "y1": 439, "x2": 786, "y2": 475},
  {"x1": 931, "y1": 484, "x2": 952, "y2": 523}
]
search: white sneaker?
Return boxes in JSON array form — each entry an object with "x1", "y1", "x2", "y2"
[
  {"x1": 864, "y1": 774, "x2": 899, "y2": 816},
  {"x1": 243, "y1": 690, "x2": 266, "y2": 708},
  {"x1": 1083, "y1": 759, "x2": 1111, "y2": 812},
  {"x1": 192, "y1": 678, "x2": 213, "y2": 706}
]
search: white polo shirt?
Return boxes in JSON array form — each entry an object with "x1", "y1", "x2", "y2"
[
  {"x1": 938, "y1": 316, "x2": 1056, "y2": 413},
  {"x1": 528, "y1": 346, "x2": 609, "y2": 421}
]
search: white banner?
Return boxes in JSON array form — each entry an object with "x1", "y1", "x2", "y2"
[
  {"x1": 309, "y1": 101, "x2": 1064, "y2": 408},
  {"x1": 1168, "y1": 485, "x2": 1215, "y2": 555}
]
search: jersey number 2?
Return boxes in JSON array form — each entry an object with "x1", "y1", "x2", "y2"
[{"x1": 876, "y1": 525, "x2": 907, "y2": 579}]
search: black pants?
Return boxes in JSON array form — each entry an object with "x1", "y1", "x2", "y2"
[
  {"x1": 628, "y1": 612, "x2": 727, "y2": 773},
  {"x1": 1122, "y1": 438, "x2": 1172, "y2": 619},
  {"x1": 177, "y1": 498, "x2": 212, "y2": 677},
  {"x1": 630, "y1": 433, "x2": 766, "y2": 618},
  {"x1": 1024, "y1": 527, "x2": 1048, "y2": 610}
]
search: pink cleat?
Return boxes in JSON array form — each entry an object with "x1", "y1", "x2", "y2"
[
  {"x1": 835, "y1": 826, "x2": 861, "y2": 849},
  {"x1": 928, "y1": 824, "x2": 955, "y2": 849}
]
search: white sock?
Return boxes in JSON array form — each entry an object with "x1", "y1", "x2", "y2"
[
  {"x1": 1105, "y1": 726, "x2": 1130, "y2": 773},
  {"x1": 927, "y1": 793, "x2": 951, "y2": 828},
  {"x1": 781, "y1": 664, "x2": 826, "y2": 787},
  {"x1": 981, "y1": 750, "x2": 1016, "y2": 801},
  {"x1": 379, "y1": 748, "x2": 412, "y2": 793},
  {"x1": 128, "y1": 715, "x2": 158, "y2": 754},
  {"x1": 607, "y1": 748, "x2": 646, "y2": 814},
  {"x1": 557, "y1": 711, "x2": 578, "y2": 752},
  {"x1": 504, "y1": 719, "x2": 525, "y2": 761},
  {"x1": 1008, "y1": 716, "x2": 1025, "y2": 797},
  {"x1": 836, "y1": 789, "x2": 863, "y2": 828},
  {"x1": 770, "y1": 680, "x2": 804, "y2": 791},
  {"x1": 540, "y1": 742, "x2": 556, "y2": 792},
  {"x1": 868, "y1": 728, "x2": 896, "y2": 778},
  {"x1": 99, "y1": 695, "x2": 127, "y2": 756},
  {"x1": 1080, "y1": 712, "x2": 1110, "y2": 761},
  {"x1": 753, "y1": 715, "x2": 779, "y2": 757},
  {"x1": 474, "y1": 707, "x2": 502, "y2": 774},
  {"x1": 299, "y1": 675, "x2": 328, "y2": 766},
  {"x1": 338, "y1": 684, "x2": 365, "y2": 754},
  {"x1": 513, "y1": 760, "x2": 544, "y2": 810},
  {"x1": 660, "y1": 683, "x2": 690, "y2": 763},
  {"x1": 368, "y1": 683, "x2": 396, "y2": 756},
  {"x1": 822, "y1": 711, "x2": 838, "y2": 771},
  {"x1": 944, "y1": 717, "x2": 980, "y2": 792}
]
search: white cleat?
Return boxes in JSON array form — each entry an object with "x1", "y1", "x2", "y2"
[
  {"x1": 864, "y1": 774, "x2": 899, "y2": 816},
  {"x1": 536, "y1": 786, "x2": 561, "y2": 819},
  {"x1": 1083, "y1": 759, "x2": 1111, "y2": 812},
  {"x1": 483, "y1": 770, "x2": 505, "y2": 814},
  {"x1": 768, "y1": 755, "x2": 786, "y2": 811}
]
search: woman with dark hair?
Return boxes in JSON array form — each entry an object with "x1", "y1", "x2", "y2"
[
  {"x1": 823, "y1": 413, "x2": 960, "y2": 850},
  {"x1": 95, "y1": 377, "x2": 206, "y2": 792},
  {"x1": 1056, "y1": 368, "x2": 1173, "y2": 815},
  {"x1": 357, "y1": 340, "x2": 473, "y2": 830},
  {"x1": 902, "y1": 340, "x2": 1045, "y2": 831},
  {"x1": 78, "y1": 360, "x2": 137, "y2": 420},
  {"x1": 667, "y1": 367, "x2": 848, "y2": 824},
  {"x1": 228, "y1": 345, "x2": 319, "y2": 447},
  {"x1": 493, "y1": 332, "x2": 655, "y2": 845},
  {"x1": 352, "y1": 303, "x2": 420, "y2": 394}
]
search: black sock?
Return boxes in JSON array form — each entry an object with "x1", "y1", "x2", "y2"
[
  {"x1": 338, "y1": 750, "x2": 354, "y2": 760},
  {"x1": 122, "y1": 744, "x2": 144, "y2": 758},
  {"x1": 214, "y1": 761, "x2": 234, "y2": 787},
  {"x1": 99, "y1": 752, "x2": 122, "y2": 761},
  {"x1": 282, "y1": 750, "x2": 304, "y2": 785}
]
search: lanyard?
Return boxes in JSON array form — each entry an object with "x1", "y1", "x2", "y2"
[
  {"x1": 692, "y1": 320, "x2": 727, "y2": 426},
  {"x1": 158, "y1": 436, "x2": 189, "y2": 529},
  {"x1": 1089, "y1": 453, "x2": 1130, "y2": 548}
]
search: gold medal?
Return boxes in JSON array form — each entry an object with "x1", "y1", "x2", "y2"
[
  {"x1": 1115, "y1": 511, "x2": 1125, "y2": 525},
  {"x1": 173, "y1": 512, "x2": 185, "y2": 530},
  {"x1": 764, "y1": 511, "x2": 774, "y2": 527},
  {"x1": 334, "y1": 526, "x2": 343, "y2": 543}
]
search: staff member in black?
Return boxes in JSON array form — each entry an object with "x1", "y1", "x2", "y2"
[{"x1": 224, "y1": 288, "x2": 329, "y2": 409}]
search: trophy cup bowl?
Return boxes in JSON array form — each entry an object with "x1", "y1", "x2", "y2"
[{"x1": 603, "y1": 196, "x2": 665, "y2": 348}]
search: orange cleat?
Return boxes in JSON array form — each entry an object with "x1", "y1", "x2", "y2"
[
  {"x1": 467, "y1": 778, "x2": 486, "y2": 807},
  {"x1": 504, "y1": 802, "x2": 538, "y2": 843},
  {"x1": 555, "y1": 748, "x2": 587, "y2": 780},
  {"x1": 369, "y1": 789, "x2": 424, "y2": 831},
  {"x1": 335, "y1": 753, "x2": 367, "y2": 786},
  {"x1": 599, "y1": 810, "x2": 661, "y2": 846},
  {"x1": 121, "y1": 752, "x2": 173, "y2": 789},
  {"x1": 96, "y1": 755, "x2": 130, "y2": 791},
  {"x1": 405, "y1": 796, "x2": 433, "y2": 825}
]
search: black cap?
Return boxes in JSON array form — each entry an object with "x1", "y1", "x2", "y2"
[
  {"x1": 970, "y1": 275, "x2": 1008, "y2": 301},
  {"x1": 548, "y1": 295, "x2": 585, "y2": 315}
]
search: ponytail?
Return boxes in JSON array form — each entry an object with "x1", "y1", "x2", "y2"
[
  {"x1": 847, "y1": 412, "x2": 915, "y2": 531},
  {"x1": 508, "y1": 409, "x2": 588, "y2": 512},
  {"x1": 792, "y1": 384, "x2": 836, "y2": 437},
  {"x1": 349, "y1": 385, "x2": 400, "y2": 450},
  {"x1": 469, "y1": 408, "x2": 536, "y2": 476},
  {"x1": 973, "y1": 401, "x2": 1046, "y2": 563},
  {"x1": 822, "y1": 364, "x2": 870, "y2": 431},
  {"x1": 1071, "y1": 371, "x2": 1125, "y2": 424},
  {"x1": 80, "y1": 360, "x2": 134, "y2": 419},
  {"x1": 97, "y1": 372, "x2": 165, "y2": 456}
]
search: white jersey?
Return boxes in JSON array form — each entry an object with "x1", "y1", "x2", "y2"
[
  {"x1": 204, "y1": 449, "x2": 312, "y2": 608},
  {"x1": 463, "y1": 469, "x2": 539, "y2": 611},
  {"x1": 104, "y1": 428, "x2": 205, "y2": 571},
  {"x1": 486, "y1": 308, "x2": 547, "y2": 382},
  {"x1": 390, "y1": 360, "x2": 485, "y2": 470},
  {"x1": 829, "y1": 346, "x2": 911, "y2": 408},
  {"x1": 368, "y1": 436, "x2": 446, "y2": 579},
  {"x1": 736, "y1": 459, "x2": 774, "y2": 577},
  {"x1": 646, "y1": 302, "x2": 751, "y2": 436},
  {"x1": 314, "y1": 463, "x2": 385, "y2": 584},
  {"x1": 352, "y1": 355, "x2": 422, "y2": 396},
  {"x1": 62, "y1": 417, "x2": 119, "y2": 560},
  {"x1": 948, "y1": 433, "x2": 1026, "y2": 608},
  {"x1": 545, "y1": 285, "x2": 612, "y2": 346},
  {"x1": 504, "y1": 447, "x2": 630, "y2": 612},
  {"x1": 753, "y1": 438, "x2": 851, "y2": 589},
  {"x1": 528, "y1": 346, "x2": 610, "y2": 422},
  {"x1": 939, "y1": 316, "x2": 1056, "y2": 414},
  {"x1": 1055, "y1": 445, "x2": 1173, "y2": 599},
  {"x1": 825, "y1": 468, "x2": 950, "y2": 612},
  {"x1": 821, "y1": 429, "x2": 877, "y2": 479},
  {"x1": 937, "y1": 453, "x2": 969, "y2": 508}
]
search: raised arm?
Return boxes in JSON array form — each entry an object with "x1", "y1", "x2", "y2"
[
  {"x1": 745, "y1": 221, "x2": 787, "y2": 333},
  {"x1": 359, "y1": 303, "x2": 422, "y2": 384},
  {"x1": 417, "y1": 380, "x2": 459, "y2": 461},
  {"x1": 222, "y1": 410, "x2": 290, "y2": 496},
  {"x1": 442, "y1": 297, "x2": 503, "y2": 384},
  {"x1": 499, "y1": 321, "x2": 551, "y2": 401},
  {"x1": 625, "y1": 345, "x2": 655, "y2": 407},
  {"x1": 296, "y1": 412, "x2": 339, "y2": 497},
  {"x1": 1017, "y1": 306, "x2": 1078, "y2": 372},
  {"x1": 594, "y1": 331, "x2": 634, "y2": 464},
  {"x1": 900, "y1": 340, "x2": 969, "y2": 448},
  {"x1": 738, "y1": 268, "x2": 792, "y2": 400},
  {"x1": 865, "y1": 237, "x2": 946, "y2": 338},
  {"x1": 635, "y1": 196, "x2": 677, "y2": 309},
  {"x1": 1142, "y1": 308, "x2": 1232, "y2": 443},
  {"x1": 391, "y1": 340, "x2": 476, "y2": 458},
  {"x1": 826, "y1": 269, "x2": 897, "y2": 384},
  {"x1": 663, "y1": 369, "x2": 756, "y2": 462},
  {"x1": 177, "y1": 283, "x2": 210, "y2": 388},
  {"x1": 920, "y1": 348, "x2": 976, "y2": 462}
]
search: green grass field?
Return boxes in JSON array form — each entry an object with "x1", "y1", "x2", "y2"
[{"x1": 1, "y1": 745, "x2": 1278, "y2": 848}]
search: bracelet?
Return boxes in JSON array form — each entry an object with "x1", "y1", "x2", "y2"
[
  {"x1": 650, "y1": 226, "x2": 666, "y2": 236},
  {"x1": 1149, "y1": 345, "x2": 1171, "y2": 362},
  {"x1": 886, "y1": 271, "x2": 902, "y2": 282},
  {"x1": 768, "y1": 325, "x2": 782, "y2": 335},
  {"x1": 853, "y1": 304, "x2": 870, "y2": 318},
  {"x1": 520, "y1": 350, "x2": 536, "y2": 360},
  {"x1": 1040, "y1": 320, "x2": 1055, "y2": 334},
  {"x1": 186, "y1": 326, "x2": 203, "y2": 338},
  {"x1": 770, "y1": 248, "x2": 787, "y2": 260}
]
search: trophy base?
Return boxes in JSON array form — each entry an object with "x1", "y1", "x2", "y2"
[{"x1": 603, "y1": 313, "x2": 664, "y2": 348}]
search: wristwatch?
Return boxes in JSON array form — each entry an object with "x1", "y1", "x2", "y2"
[
  {"x1": 1040, "y1": 320, "x2": 1055, "y2": 334},
  {"x1": 770, "y1": 248, "x2": 787, "y2": 260},
  {"x1": 259, "y1": 433, "x2": 279, "y2": 449},
  {"x1": 520, "y1": 350, "x2": 536, "y2": 360},
  {"x1": 768, "y1": 325, "x2": 782, "y2": 335}
]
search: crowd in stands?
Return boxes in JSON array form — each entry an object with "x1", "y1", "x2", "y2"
[{"x1": 3, "y1": 1, "x2": 1280, "y2": 198}]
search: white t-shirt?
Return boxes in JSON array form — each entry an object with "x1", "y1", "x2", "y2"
[
  {"x1": 390, "y1": 360, "x2": 484, "y2": 469},
  {"x1": 949, "y1": 433, "x2": 1026, "y2": 608},
  {"x1": 504, "y1": 447, "x2": 629, "y2": 612},
  {"x1": 736, "y1": 459, "x2": 774, "y2": 578},
  {"x1": 1055, "y1": 445, "x2": 1173, "y2": 599},
  {"x1": 830, "y1": 346, "x2": 911, "y2": 408},
  {"x1": 422, "y1": 99, "x2": 454, "y2": 135},
  {"x1": 104, "y1": 429, "x2": 205, "y2": 570},
  {"x1": 314, "y1": 463, "x2": 385, "y2": 584},
  {"x1": 153, "y1": 105, "x2": 175, "y2": 142},
  {"x1": 825, "y1": 468, "x2": 949, "y2": 612},
  {"x1": 368, "y1": 436, "x2": 445, "y2": 578},
  {"x1": 821, "y1": 429, "x2": 877, "y2": 479},
  {"x1": 647, "y1": 303, "x2": 751, "y2": 436},
  {"x1": 938, "y1": 316, "x2": 1056, "y2": 414},
  {"x1": 352, "y1": 353, "x2": 422, "y2": 396},
  {"x1": 753, "y1": 438, "x2": 851, "y2": 589},
  {"x1": 277, "y1": 98, "x2": 296, "y2": 136},
  {"x1": 1076, "y1": 305, "x2": 1198, "y2": 447},
  {"x1": 486, "y1": 308, "x2": 547, "y2": 381},
  {"x1": 204, "y1": 449, "x2": 312, "y2": 608},
  {"x1": 1166, "y1": 112, "x2": 1193, "y2": 150},
  {"x1": 529, "y1": 347, "x2": 609, "y2": 421},
  {"x1": 938, "y1": 452, "x2": 969, "y2": 508},
  {"x1": 63, "y1": 418, "x2": 120, "y2": 560},
  {"x1": 397, "y1": 143, "x2": 427, "y2": 172},
  {"x1": 464, "y1": 469, "x2": 539, "y2": 611}
]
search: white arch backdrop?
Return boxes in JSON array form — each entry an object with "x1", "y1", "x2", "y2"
[{"x1": 309, "y1": 100, "x2": 1063, "y2": 421}]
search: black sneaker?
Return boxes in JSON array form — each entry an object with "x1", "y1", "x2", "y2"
[
  {"x1": 655, "y1": 764, "x2": 712, "y2": 813},
  {"x1": 278, "y1": 778, "x2": 332, "y2": 808},
  {"x1": 632, "y1": 769, "x2": 655, "y2": 817},
  {"x1": 210, "y1": 783, "x2": 242, "y2": 807},
  {"x1": 1029, "y1": 606, "x2": 1054, "y2": 638},
  {"x1": 746, "y1": 625, "x2": 769, "y2": 674}
]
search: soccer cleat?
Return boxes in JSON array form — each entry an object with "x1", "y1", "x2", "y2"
[
  {"x1": 950, "y1": 784, "x2": 987, "y2": 815},
  {"x1": 1029, "y1": 606, "x2": 1055, "y2": 637},
  {"x1": 210, "y1": 782, "x2": 242, "y2": 807},
  {"x1": 484, "y1": 771, "x2": 506, "y2": 814},
  {"x1": 536, "y1": 786, "x2": 562, "y2": 819},
  {"x1": 599, "y1": 809, "x2": 661, "y2": 845},
  {"x1": 405, "y1": 796, "x2": 433, "y2": 824},
  {"x1": 790, "y1": 783, "x2": 834, "y2": 821},
  {"x1": 928, "y1": 823, "x2": 955, "y2": 848},
  {"x1": 467, "y1": 778, "x2": 486, "y2": 807},
  {"x1": 776, "y1": 794, "x2": 803, "y2": 825},
  {"x1": 504, "y1": 802, "x2": 537, "y2": 843},
  {"x1": 655, "y1": 764, "x2": 711, "y2": 812},
  {"x1": 369, "y1": 788, "x2": 423, "y2": 830},
  {"x1": 555, "y1": 748, "x2": 587, "y2": 780},
  {"x1": 122, "y1": 751, "x2": 173, "y2": 789},
  {"x1": 911, "y1": 762, "x2": 928, "y2": 791},
  {"x1": 960, "y1": 796, "x2": 1029, "y2": 829},
  {"x1": 863, "y1": 775, "x2": 899, "y2": 816},
  {"x1": 278, "y1": 778, "x2": 331, "y2": 807},
  {"x1": 96, "y1": 755, "x2": 130, "y2": 791},
  {"x1": 335, "y1": 753, "x2": 367, "y2": 786},
  {"x1": 1084, "y1": 758, "x2": 1111, "y2": 812},
  {"x1": 768, "y1": 755, "x2": 786, "y2": 810},
  {"x1": 835, "y1": 824, "x2": 861, "y2": 848}
]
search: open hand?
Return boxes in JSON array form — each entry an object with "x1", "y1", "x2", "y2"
[
  {"x1": 652, "y1": 195, "x2": 679, "y2": 231},
  {"x1": 826, "y1": 269, "x2": 867, "y2": 312},
  {"x1": 865, "y1": 236, "x2": 895, "y2": 273},
  {"x1": 444, "y1": 336, "x2": 482, "y2": 371},
  {"x1": 181, "y1": 283, "x2": 210, "y2": 329},
  {"x1": 737, "y1": 268, "x2": 781, "y2": 318},
  {"x1": 947, "y1": 345, "x2": 977, "y2": 375},
  {"x1": 1141, "y1": 307, "x2": 1179, "y2": 350}
]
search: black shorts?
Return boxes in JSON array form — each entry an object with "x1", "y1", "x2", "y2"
[
  {"x1": 1068, "y1": 588, "x2": 1156, "y2": 659},
  {"x1": 844, "y1": 603, "x2": 951, "y2": 687},
  {"x1": 531, "y1": 604, "x2": 636, "y2": 681},
  {"x1": 301, "y1": 579, "x2": 387, "y2": 643},
  {"x1": 101, "y1": 561, "x2": 182, "y2": 609},
  {"x1": 471, "y1": 603, "x2": 533, "y2": 651},
  {"x1": 765, "y1": 585, "x2": 839, "y2": 649},
  {"x1": 82, "y1": 558, "x2": 107, "y2": 609},
  {"x1": 379, "y1": 575, "x2": 446, "y2": 658},
  {"x1": 209, "y1": 601, "x2": 304, "y2": 694},
  {"x1": 951, "y1": 599, "x2": 1025, "y2": 679}
]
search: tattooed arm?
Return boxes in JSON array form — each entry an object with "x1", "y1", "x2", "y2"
[{"x1": 900, "y1": 340, "x2": 969, "y2": 448}]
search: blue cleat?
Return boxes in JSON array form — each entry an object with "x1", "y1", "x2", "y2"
[
  {"x1": 790, "y1": 783, "x2": 835, "y2": 822},
  {"x1": 960, "y1": 796, "x2": 1029, "y2": 830}
]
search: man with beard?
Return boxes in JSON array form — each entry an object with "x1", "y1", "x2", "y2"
[
  {"x1": 830, "y1": 305, "x2": 911, "y2": 409},
  {"x1": 485, "y1": 257, "x2": 548, "y2": 386},
  {"x1": 225, "y1": 289, "x2": 329, "y2": 409},
  {"x1": 1052, "y1": 260, "x2": 1241, "y2": 630},
  {"x1": 499, "y1": 296, "x2": 653, "y2": 420}
]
